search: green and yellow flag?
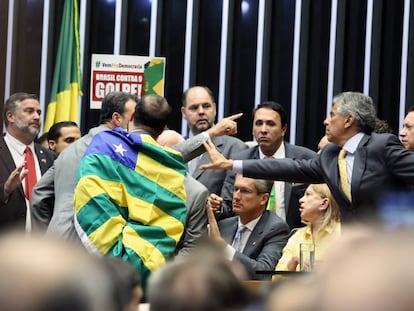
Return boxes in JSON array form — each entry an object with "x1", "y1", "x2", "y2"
[
  {"x1": 74, "y1": 128, "x2": 187, "y2": 289},
  {"x1": 44, "y1": 0, "x2": 81, "y2": 132}
]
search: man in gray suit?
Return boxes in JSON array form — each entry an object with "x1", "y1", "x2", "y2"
[
  {"x1": 209, "y1": 101, "x2": 317, "y2": 229},
  {"x1": 31, "y1": 92, "x2": 137, "y2": 235},
  {"x1": 157, "y1": 129, "x2": 209, "y2": 259},
  {"x1": 31, "y1": 92, "x2": 242, "y2": 238},
  {"x1": 207, "y1": 174, "x2": 290, "y2": 280},
  {"x1": 201, "y1": 92, "x2": 414, "y2": 223},
  {"x1": 182, "y1": 86, "x2": 248, "y2": 195}
]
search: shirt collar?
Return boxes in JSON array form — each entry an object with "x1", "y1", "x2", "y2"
[
  {"x1": 259, "y1": 141, "x2": 285, "y2": 159},
  {"x1": 343, "y1": 132, "x2": 365, "y2": 154},
  {"x1": 238, "y1": 214, "x2": 261, "y2": 232},
  {"x1": 4, "y1": 132, "x2": 34, "y2": 155}
]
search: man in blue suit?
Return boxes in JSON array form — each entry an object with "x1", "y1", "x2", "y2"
[
  {"x1": 207, "y1": 174, "x2": 290, "y2": 280},
  {"x1": 201, "y1": 92, "x2": 414, "y2": 223}
]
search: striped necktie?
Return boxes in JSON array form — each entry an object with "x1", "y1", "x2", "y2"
[{"x1": 338, "y1": 149, "x2": 351, "y2": 201}]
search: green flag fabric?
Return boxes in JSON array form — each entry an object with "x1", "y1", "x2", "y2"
[
  {"x1": 44, "y1": 0, "x2": 81, "y2": 132},
  {"x1": 74, "y1": 128, "x2": 187, "y2": 287}
]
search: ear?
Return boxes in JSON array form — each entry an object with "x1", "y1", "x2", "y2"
[
  {"x1": 344, "y1": 115, "x2": 355, "y2": 129},
  {"x1": 319, "y1": 198, "x2": 329, "y2": 211},
  {"x1": 181, "y1": 107, "x2": 187, "y2": 119},
  {"x1": 260, "y1": 193, "x2": 270, "y2": 207},
  {"x1": 48, "y1": 140, "x2": 56, "y2": 151},
  {"x1": 112, "y1": 112, "x2": 122, "y2": 127},
  {"x1": 5, "y1": 111, "x2": 14, "y2": 124},
  {"x1": 281, "y1": 124, "x2": 288, "y2": 136}
]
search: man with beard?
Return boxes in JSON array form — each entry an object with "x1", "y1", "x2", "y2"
[
  {"x1": 0, "y1": 93, "x2": 56, "y2": 231},
  {"x1": 181, "y1": 86, "x2": 247, "y2": 195}
]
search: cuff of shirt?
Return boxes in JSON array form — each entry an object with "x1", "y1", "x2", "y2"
[{"x1": 233, "y1": 160, "x2": 243, "y2": 173}]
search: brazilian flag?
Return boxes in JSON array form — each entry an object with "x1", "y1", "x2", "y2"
[
  {"x1": 74, "y1": 128, "x2": 187, "y2": 288},
  {"x1": 44, "y1": 0, "x2": 81, "y2": 132}
]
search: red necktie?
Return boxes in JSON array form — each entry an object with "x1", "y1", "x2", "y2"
[{"x1": 24, "y1": 146, "x2": 37, "y2": 201}]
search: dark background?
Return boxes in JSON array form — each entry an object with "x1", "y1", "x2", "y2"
[{"x1": 1, "y1": 0, "x2": 413, "y2": 151}]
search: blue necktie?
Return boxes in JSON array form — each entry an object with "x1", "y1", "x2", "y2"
[{"x1": 232, "y1": 225, "x2": 246, "y2": 252}]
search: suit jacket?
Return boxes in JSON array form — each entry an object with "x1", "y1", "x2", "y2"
[
  {"x1": 31, "y1": 126, "x2": 213, "y2": 239},
  {"x1": 241, "y1": 133, "x2": 414, "y2": 223},
  {"x1": 219, "y1": 143, "x2": 317, "y2": 229},
  {"x1": 174, "y1": 175, "x2": 209, "y2": 259},
  {"x1": 0, "y1": 136, "x2": 56, "y2": 230},
  {"x1": 191, "y1": 135, "x2": 248, "y2": 195},
  {"x1": 218, "y1": 211, "x2": 290, "y2": 280}
]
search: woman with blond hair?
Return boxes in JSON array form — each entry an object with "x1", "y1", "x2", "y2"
[{"x1": 275, "y1": 183, "x2": 341, "y2": 272}]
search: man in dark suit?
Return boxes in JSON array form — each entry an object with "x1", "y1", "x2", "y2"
[
  {"x1": 181, "y1": 86, "x2": 247, "y2": 195},
  {"x1": 209, "y1": 101, "x2": 317, "y2": 229},
  {"x1": 0, "y1": 92, "x2": 56, "y2": 231},
  {"x1": 207, "y1": 174, "x2": 290, "y2": 280},
  {"x1": 201, "y1": 92, "x2": 414, "y2": 223}
]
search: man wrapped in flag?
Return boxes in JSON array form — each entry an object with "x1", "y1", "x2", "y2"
[{"x1": 74, "y1": 95, "x2": 187, "y2": 288}]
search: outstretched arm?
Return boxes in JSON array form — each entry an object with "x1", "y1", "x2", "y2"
[{"x1": 173, "y1": 113, "x2": 243, "y2": 163}]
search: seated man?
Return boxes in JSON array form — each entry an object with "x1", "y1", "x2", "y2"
[{"x1": 207, "y1": 174, "x2": 290, "y2": 280}]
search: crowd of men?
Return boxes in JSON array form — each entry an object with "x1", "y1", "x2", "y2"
[{"x1": 2, "y1": 89, "x2": 414, "y2": 310}]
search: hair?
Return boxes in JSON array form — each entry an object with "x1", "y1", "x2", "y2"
[
  {"x1": 253, "y1": 101, "x2": 288, "y2": 127},
  {"x1": 134, "y1": 94, "x2": 172, "y2": 135},
  {"x1": 308, "y1": 184, "x2": 340, "y2": 232},
  {"x1": 373, "y1": 119, "x2": 394, "y2": 134},
  {"x1": 407, "y1": 105, "x2": 414, "y2": 113},
  {"x1": 3, "y1": 92, "x2": 38, "y2": 127},
  {"x1": 99, "y1": 92, "x2": 138, "y2": 124},
  {"x1": 253, "y1": 178, "x2": 274, "y2": 194},
  {"x1": 102, "y1": 257, "x2": 141, "y2": 311},
  {"x1": 333, "y1": 92, "x2": 377, "y2": 134},
  {"x1": 182, "y1": 86, "x2": 215, "y2": 107},
  {"x1": 47, "y1": 121, "x2": 79, "y2": 142},
  {"x1": 147, "y1": 250, "x2": 251, "y2": 311},
  {"x1": 36, "y1": 132, "x2": 49, "y2": 145}
]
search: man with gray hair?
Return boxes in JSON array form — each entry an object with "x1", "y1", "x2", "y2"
[
  {"x1": 200, "y1": 91, "x2": 414, "y2": 223},
  {"x1": 207, "y1": 174, "x2": 290, "y2": 280}
]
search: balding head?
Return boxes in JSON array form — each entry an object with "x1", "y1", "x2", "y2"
[{"x1": 157, "y1": 130, "x2": 185, "y2": 147}]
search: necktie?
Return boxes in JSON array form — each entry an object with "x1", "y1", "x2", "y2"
[
  {"x1": 338, "y1": 149, "x2": 351, "y2": 201},
  {"x1": 232, "y1": 225, "x2": 247, "y2": 252},
  {"x1": 24, "y1": 146, "x2": 37, "y2": 201}
]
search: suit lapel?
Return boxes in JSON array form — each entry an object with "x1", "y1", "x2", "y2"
[
  {"x1": 34, "y1": 144, "x2": 53, "y2": 174},
  {"x1": 0, "y1": 138, "x2": 16, "y2": 173},
  {"x1": 351, "y1": 136, "x2": 369, "y2": 203},
  {"x1": 243, "y1": 212, "x2": 267, "y2": 255},
  {"x1": 220, "y1": 218, "x2": 239, "y2": 244},
  {"x1": 192, "y1": 137, "x2": 224, "y2": 179}
]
